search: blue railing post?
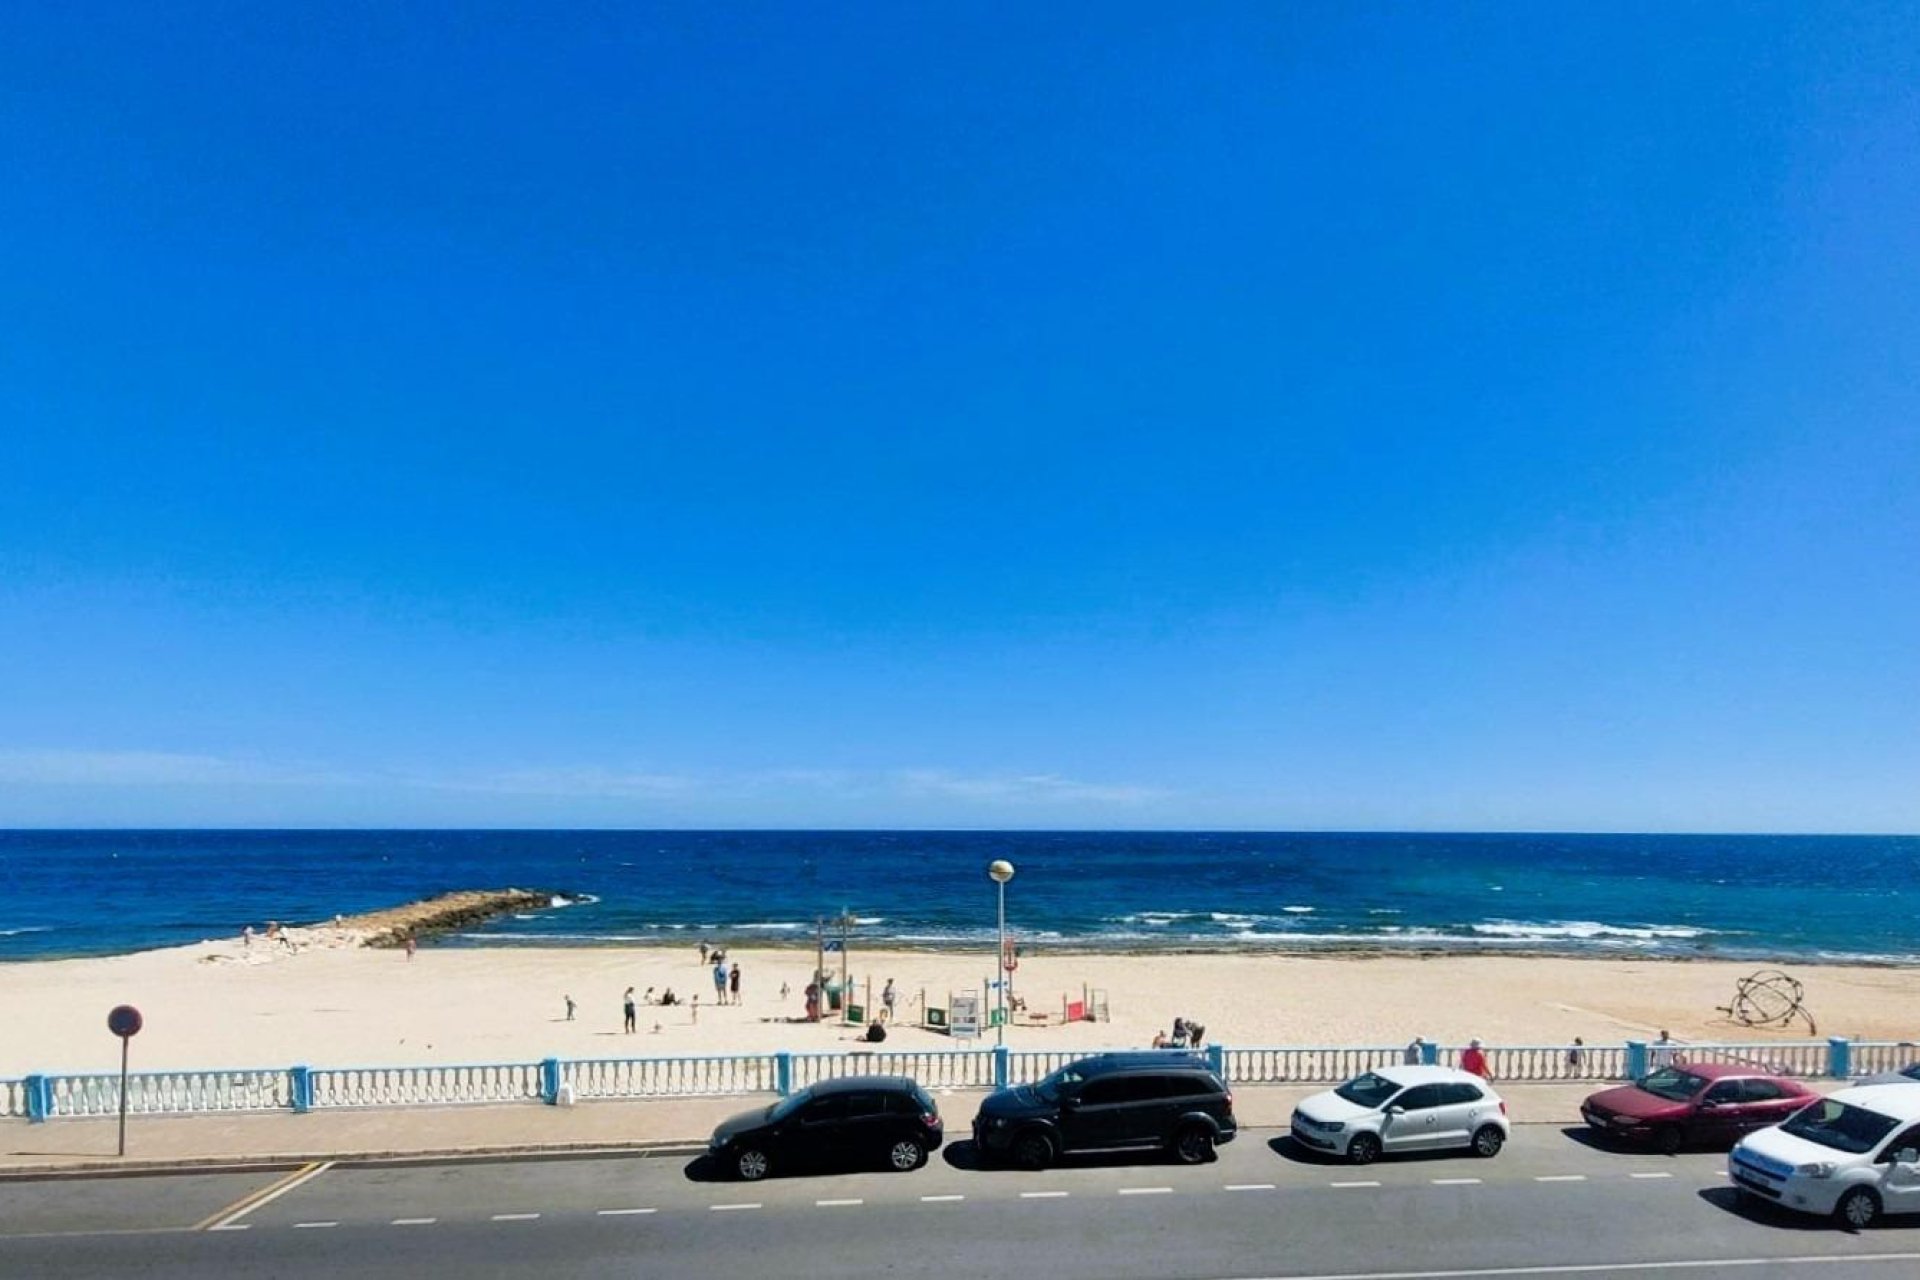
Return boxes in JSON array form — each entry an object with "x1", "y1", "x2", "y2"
[
  {"x1": 1625, "y1": 1040, "x2": 1648, "y2": 1079},
  {"x1": 1207, "y1": 1044, "x2": 1227, "y2": 1079},
  {"x1": 25, "y1": 1074, "x2": 49, "y2": 1123},
  {"x1": 540, "y1": 1057, "x2": 562, "y2": 1105},
  {"x1": 775, "y1": 1052, "x2": 793, "y2": 1097},
  {"x1": 1828, "y1": 1037, "x2": 1852, "y2": 1080},
  {"x1": 289, "y1": 1065, "x2": 313, "y2": 1114},
  {"x1": 993, "y1": 1045, "x2": 1010, "y2": 1089},
  {"x1": 1420, "y1": 1039, "x2": 1439, "y2": 1066}
]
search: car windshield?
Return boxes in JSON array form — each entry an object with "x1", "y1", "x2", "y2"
[
  {"x1": 1638, "y1": 1068, "x2": 1708, "y2": 1102},
  {"x1": 1904, "y1": 1065, "x2": 1920, "y2": 1081},
  {"x1": 1032, "y1": 1067, "x2": 1088, "y2": 1104},
  {"x1": 1780, "y1": 1099, "x2": 1900, "y2": 1154},
  {"x1": 767, "y1": 1088, "x2": 813, "y2": 1122},
  {"x1": 1334, "y1": 1072, "x2": 1403, "y2": 1109}
]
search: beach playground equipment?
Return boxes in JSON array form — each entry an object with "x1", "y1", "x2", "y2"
[
  {"x1": 919, "y1": 985, "x2": 1109, "y2": 1036},
  {"x1": 1717, "y1": 968, "x2": 1818, "y2": 1036}
]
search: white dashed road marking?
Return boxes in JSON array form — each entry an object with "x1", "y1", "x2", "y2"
[
  {"x1": 391, "y1": 1218, "x2": 436, "y2": 1226},
  {"x1": 920, "y1": 1194, "x2": 965, "y2": 1202},
  {"x1": 1630, "y1": 1172, "x2": 1674, "y2": 1179},
  {"x1": 815, "y1": 1199, "x2": 863, "y2": 1207},
  {"x1": 1020, "y1": 1190, "x2": 1070, "y2": 1199},
  {"x1": 491, "y1": 1213, "x2": 540, "y2": 1221},
  {"x1": 598, "y1": 1208, "x2": 657, "y2": 1216},
  {"x1": 1535, "y1": 1175, "x2": 1586, "y2": 1182},
  {"x1": 1431, "y1": 1178, "x2": 1482, "y2": 1186},
  {"x1": 1225, "y1": 1183, "x2": 1277, "y2": 1191},
  {"x1": 208, "y1": 1224, "x2": 251, "y2": 1232},
  {"x1": 710, "y1": 1203, "x2": 761, "y2": 1212},
  {"x1": 1330, "y1": 1180, "x2": 1381, "y2": 1188},
  {"x1": 293, "y1": 1222, "x2": 338, "y2": 1229},
  {"x1": 199, "y1": 1159, "x2": 336, "y2": 1231},
  {"x1": 1118, "y1": 1187, "x2": 1172, "y2": 1196}
]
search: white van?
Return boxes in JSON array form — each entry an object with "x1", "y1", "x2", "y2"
[{"x1": 1728, "y1": 1083, "x2": 1920, "y2": 1228}]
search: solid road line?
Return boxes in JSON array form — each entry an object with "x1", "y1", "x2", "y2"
[
  {"x1": 1223, "y1": 1252, "x2": 1920, "y2": 1280},
  {"x1": 196, "y1": 1161, "x2": 336, "y2": 1231}
]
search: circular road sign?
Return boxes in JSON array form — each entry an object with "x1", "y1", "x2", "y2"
[{"x1": 108, "y1": 1005, "x2": 143, "y2": 1038}]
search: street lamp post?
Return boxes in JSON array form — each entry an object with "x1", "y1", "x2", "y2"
[{"x1": 988, "y1": 860, "x2": 1015, "y2": 1046}]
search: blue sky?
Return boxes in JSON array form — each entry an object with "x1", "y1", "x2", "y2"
[{"x1": 2, "y1": 4, "x2": 1916, "y2": 831}]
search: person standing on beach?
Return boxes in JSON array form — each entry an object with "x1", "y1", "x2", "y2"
[
  {"x1": 1403, "y1": 1036, "x2": 1424, "y2": 1065},
  {"x1": 404, "y1": 933, "x2": 416, "y2": 960},
  {"x1": 882, "y1": 978, "x2": 896, "y2": 1023},
  {"x1": 713, "y1": 959, "x2": 729, "y2": 1005},
  {"x1": 242, "y1": 925, "x2": 253, "y2": 949},
  {"x1": 699, "y1": 941, "x2": 709, "y2": 964},
  {"x1": 564, "y1": 994, "x2": 576, "y2": 1022},
  {"x1": 729, "y1": 962, "x2": 741, "y2": 1005},
  {"x1": 1650, "y1": 1030, "x2": 1677, "y2": 1069},
  {"x1": 623, "y1": 987, "x2": 637, "y2": 1033}
]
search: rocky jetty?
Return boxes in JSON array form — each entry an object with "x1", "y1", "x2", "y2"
[{"x1": 331, "y1": 889, "x2": 557, "y2": 948}]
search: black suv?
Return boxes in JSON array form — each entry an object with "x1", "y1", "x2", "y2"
[
  {"x1": 972, "y1": 1052, "x2": 1236, "y2": 1168},
  {"x1": 708, "y1": 1075, "x2": 943, "y2": 1181}
]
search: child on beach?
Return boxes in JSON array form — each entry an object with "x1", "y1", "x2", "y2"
[{"x1": 729, "y1": 962, "x2": 741, "y2": 1005}]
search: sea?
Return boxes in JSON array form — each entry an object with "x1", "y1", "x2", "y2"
[{"x1": 0, "y1": 830, "x2": 1914, "y2": 965}]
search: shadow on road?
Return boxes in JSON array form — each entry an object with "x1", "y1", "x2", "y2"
[
  {"x1": 1696, "y1": 1185, "x2": 1920, "y2": 1235},
  {"x1": 1267, "y1": 1134, "x2": 1484, "y2": 1167},
  {"x1": 944, "y1": 1138, "x2": 1213, "y2": 1173}
]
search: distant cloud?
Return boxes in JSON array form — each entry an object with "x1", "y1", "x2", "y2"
[
  {"x1": 0, "y1": 749, "x2": 323, "y2": 787},
  {"x1": 427, "y1": 766, "x2": 699, "y2": 799},
  {"x1": 889, "y1": 769, "x2": 1168, "y2": 807}
]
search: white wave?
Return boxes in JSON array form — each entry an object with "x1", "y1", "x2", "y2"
[
  {"x1": 1470, "y1": 920, "x2": 1708, "y2": 941},
  {"x1": 1209, "y1": 912, "x2": 1256, "y2": 925},
  {"x1": 854, "y1": 917, "x2": 886, "y2": 925},
  {"x1": 733, "y1": 922, "x2": 807, "y2": 931},
  {"x1": 0, "y1": 926, "x2": 52, "y2": 936},
  {"x1": 1282, "y1": 905, "x2": 1314, "y2": 914},
  {"x1": 1366, "y1": 908, "x2": 1402, "y2": 915}
]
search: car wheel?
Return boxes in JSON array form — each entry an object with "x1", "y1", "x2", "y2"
[
  {"x1": 1653, "y1": 1125, "x2": 1683, "y2": 1156},
  {"x1": 1346, "y1": 1132, "x2": 1381, "y2": 1165},
  {"x1": 1835, "y1": 1186, "x2": 1881, "y2": 1231},
  {"x1": 888, "y1": 1137, "x2": 928, "y2": 1172},
  {"x1": 734, "y1": 1147, "x2": 771, "y2": 1182},
  {"x1": 1172, "y1": 1124, "x2": 1214, "y2": 1165},
  {"x1": 1012, "y1": 1130, "x2": 1055, "y2": 1171},
  {"x1": 1471, "y1": 1124, "x2": 1505, "y2": 1158}
]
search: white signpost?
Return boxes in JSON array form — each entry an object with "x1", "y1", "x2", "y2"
[{"x1": 949, "y1": 992, "x2": 981, "y2": 1040}]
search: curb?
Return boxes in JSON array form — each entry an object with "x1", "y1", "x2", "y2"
[{"x1": 0, "y1": 1139, "x2": 710, "y2": 1182}]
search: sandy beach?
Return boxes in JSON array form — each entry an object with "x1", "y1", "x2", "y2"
[{"x1": 4, "y1": 928, "x2": 1916, "y2": 1076}]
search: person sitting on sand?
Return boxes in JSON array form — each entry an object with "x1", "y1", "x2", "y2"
[
  {"x1": 659, "y1": 988, "x2": 678, "y2": 1006},
  {"x1": 1152, "y1": 1030, "x2": 1169, "y2": 1049},
  {"x1": 643, "y1": 986, "x2": 656, "y2": 1004}
]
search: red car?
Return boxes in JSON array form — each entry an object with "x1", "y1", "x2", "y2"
[{"x1": 1580, "y1": 1062, "x2": 1817, "y2": 1154}]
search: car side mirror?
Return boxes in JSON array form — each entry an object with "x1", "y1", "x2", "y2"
[
  {"x1": 1384, "y1": 1104, "x2": 1405, "y2": 1116},
  {"x1": 1060, "y1": 1093, "x2": 1081, "y2": 1108},
  {"x1": 1896, "y1": 1147, "x2": 1919, "y2": 1165}
]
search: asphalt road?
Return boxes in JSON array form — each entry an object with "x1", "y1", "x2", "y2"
[{"x1": 4, "y1": 1127, "x2": 1918, "y2": 1279}]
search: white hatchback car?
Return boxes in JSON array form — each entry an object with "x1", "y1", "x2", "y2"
[
  {"x1": 1292, "y1": 1064, "x2": 1509, "y2": 1164},
  {"x1": 1729, "y1": 1083, "x2": 1920, "y2": 1228}
]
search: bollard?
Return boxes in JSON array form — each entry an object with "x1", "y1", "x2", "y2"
[
  {"x1": 775, "y1": 1051, "x2": 794, "y2": 1097},
  {"x1": 1625, "y1": 1040, "x2": 1648, "y2": 1080},
  {"x1": 1207, "y1": 1044, "x2": 1227, "y2": 1080},
  {"x1": 1828, "y1": 1037, "x2": 1852, "y2": 1080},
  {"x1": 25, "y1": 1074, "x2": 50, "y2": 1123},
  {"x1": 289, "y1": 1065, "x2": 313, "y2": 1114},
  {"x1": 993, "y1": 1045, "x2": 1010, "y2": 1089},
  {"x1": 1420, "y1": 1040, "x2": 1439, "y2": 1066},
  {"x1": 540, "y1": 1057, "x2": 561, "y2": 1105}
]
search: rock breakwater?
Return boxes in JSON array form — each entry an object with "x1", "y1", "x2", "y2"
[{"x1": 333, "y1": 889, "x2": 557, "y2": 948}]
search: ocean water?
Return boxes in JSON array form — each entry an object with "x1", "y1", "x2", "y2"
[{"x1": 0, "y1": 830, "x2": 1914, "y2": 964}]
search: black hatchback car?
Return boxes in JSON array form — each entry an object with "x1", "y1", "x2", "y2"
[
  {"x1": 708, "y1": 1075, "x2": 943, "y2": 1181},
  {"x1": 972, "y1": 1052, "x2": 1236, "y2": 1169}
]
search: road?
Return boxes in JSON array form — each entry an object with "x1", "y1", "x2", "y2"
[{"x1": 3, "y1": 1126, "x2": 1917, "y2": 1278}]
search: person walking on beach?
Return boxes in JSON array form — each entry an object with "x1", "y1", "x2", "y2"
[
  {"x1": 729, "y1": 962, "x2": 741, "y2": 1005},
  {"x1": 713, "y1": 959, "x2": 729, "y2": 1004},
  {"x1": 564, "y1": 994, "x2": 576, "y2": 1022},
  {"x1": 691, "y1": 993, "x2": 700, "y2": 1024},
  {"x1": 699, "y1": 941, "x2": 709, "y2": 965},
  {"x1": 1460, "y1": 1038, "x2": 1491, "y2": 1080},
  {"x1": 622, "y1": 987, "x2": 637, "y2": 1034},
  {"x1": 882, "y1": 978, "x2": 896, "y2": 1023}
]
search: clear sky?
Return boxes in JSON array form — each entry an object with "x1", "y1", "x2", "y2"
[{"x1": 3, "y1": 4, "x2": 1916, "y2": 831}]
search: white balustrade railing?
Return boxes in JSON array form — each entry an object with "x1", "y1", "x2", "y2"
[
  {"x1": 45, "y1": 1069, "x2": 290, "y2": 1117},
  {"x1": 1223, "y1": 1045, "x2": 1404, "y2": 1084},
  {"x1": 567, "y1": 1055, "x2": 776, "y2": 1099},
  {"x1": 791, "y1": 1049, "x2": 997, "y2": 1091},
  {"x1": 2, "y1": 1078, "x2": 27, "y2": 1118},
  {"x1": 1425, "y1": 1044, "x2": 1627, "y2": 1081},
  {"x1": 1848, "y1": 1041, "x2": 1918, "y2": 1076},
  {"x1": 1671, "y1": 1041, "x2": 1829, "y2": 1078},
  {"x1": 308, "y1": 1062, "x2": 543, "y2": 1109}
]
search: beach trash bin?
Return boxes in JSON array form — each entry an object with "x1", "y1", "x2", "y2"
[{"x1": 826, "y1": 982, "x2": 843, "y2": 1011}]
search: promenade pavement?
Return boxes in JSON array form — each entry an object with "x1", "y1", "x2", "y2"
[{"x1": 0, "y1": 1083, "x2": 1616, "y2": 1176}]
